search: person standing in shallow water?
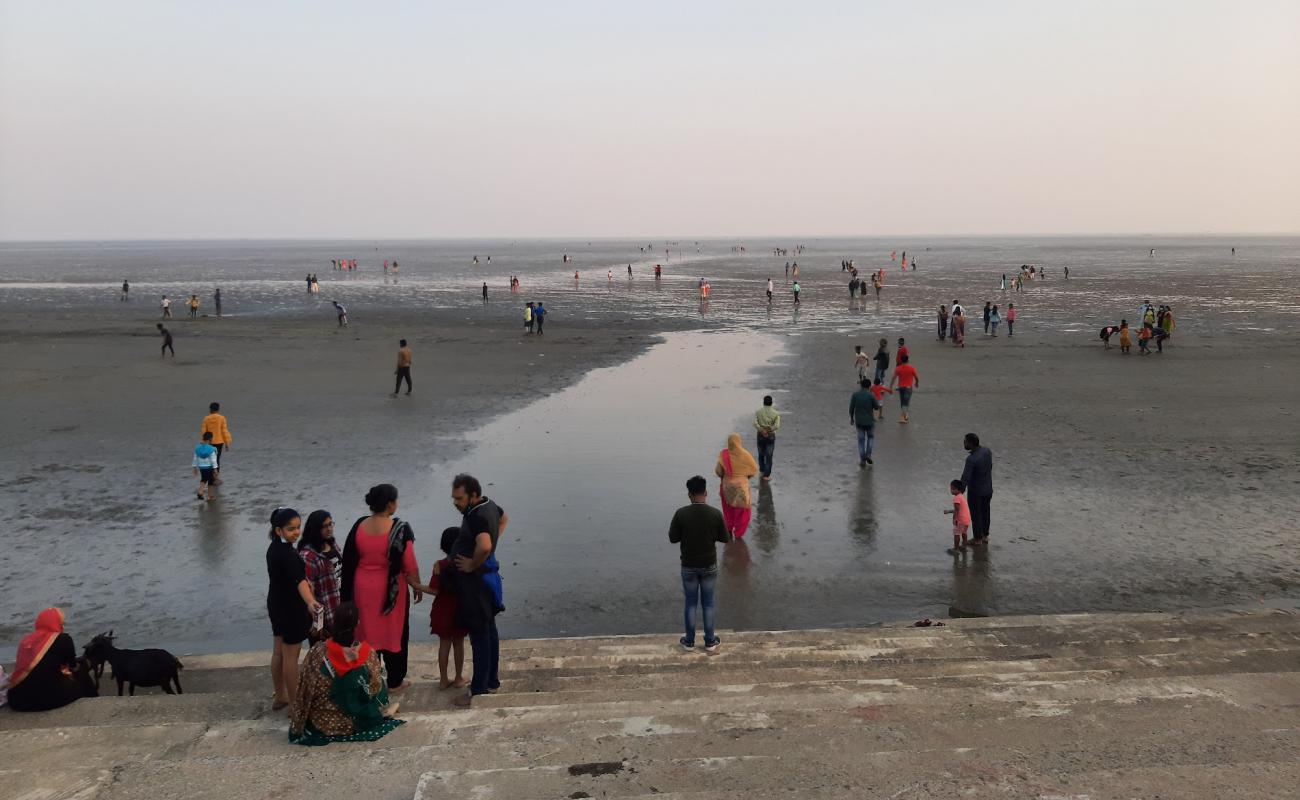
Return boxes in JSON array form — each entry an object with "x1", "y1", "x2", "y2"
[
  {"x1": 961, "y1": 433, "x2": 994, "y2": 545},
  {"x1": 715, "y1": 433, "x2": 759, "y2": 538},
  {"x1": 753, "y1": 395, "x2": 780, "y2": 481},
  {"x1": 669, "y1": 475, "x2": 731, "y2": 653},
  {"x1": 850, "y1": 378, "x2": 882, "y2": 466}
]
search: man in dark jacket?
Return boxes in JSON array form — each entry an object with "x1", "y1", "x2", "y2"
[
  {"x1": 961, "y1": 433, "x2": 994, "y2": 544},
  {"x1": 850, "y1": 379, "x2": 882, "y2": 467}
]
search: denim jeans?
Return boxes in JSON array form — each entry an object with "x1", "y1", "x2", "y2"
[
  {"x1": 873, "y1": 366, "x2": 886, "y2": 384},
  {"x1": 1007, "y1": 320, "x2": 1014, "y2": 336},
  {"x1": 681, "y1": 566, "x2": 718, "y2": 645},
  {"x1": 898, "y1": 387, "x2": 913, "y2": 408},
  {"x1": 468, "y1": 619, "x2": 500, "y2": 696},
  {"x1": 756, "y1": 434, "x2": 775, "y2": 477},
  {"x1": 856, "y1": 425, "x2": 875, "y2": 461}
]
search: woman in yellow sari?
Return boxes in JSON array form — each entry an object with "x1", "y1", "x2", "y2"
[{"x1": 714, "y1": 433, "x2": 759, "y2": 538}]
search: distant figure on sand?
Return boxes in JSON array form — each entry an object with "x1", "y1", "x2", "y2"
[
  {"x1": 121, "y1": 280, "x2": 129, "y2": 301},
  {"x1": 938, "y1": 305, "x2": 949, "y2": 340},
  {"x1": 944, "y1": 480, "x2": 971, "y2": 552},
  {"x1": 188, "y1": 294, "x2": 200, "y2": 317},
  {"x1": 792, "y1": 281, "x2": 801, "y2": 304},
  {"x1": 753, "y1": 395, "x2": 780, "y2": 480},
  {"x1": 393, "y1": 339, "x2": 412, "y2": 396},
  {"x1": 1119, "y1": 321, "x2": 1132, "y2": 354},
  {"x1": 333, "y1": 302, "x2": 348, "y2": 327},
  {"x1": 192, "y1": 432, "x2": 219, "y2": 502},
  {"x1": 524, "y1": 302, "x2": 534, "y2": 334},
  {"x1": 534, "y1": 302, "x2": 547, "y2": 335},
  {"x1": 157, "y1": 323, "x2": 174, "y2": 357},
  {"x1": 1006, "y1": 304, "x2": 1016, "y2": 336},
  {"x1": 766, "y1": 278, "x2": 774, "y2": 303},
  {"x1": 714, "y1": 434, "x2": 758, "y2": 539},
  {"x1": 854, "y1": 345, "x2": 869, "y2": 380},
  {"x1": 668, "y1": 475, "x2": 730, "y2": 653},
  {"x1": 889, "y1": 354, "x2": 920, "y2": 424},
  {"x1": 201, "y1": 401, "x2": 233, "y2": 477},
  {"x1": 161, "y1": 296, "x2": 172, "y2": 319},
  {"x1": 214, "y1": 288, "x2": 222, "y2": 317},
  {"x1": 873, "y1": 338, "x2": 890, "y2": 384},
  {"x1": 482, "y1": 283, "x2": 488, "y2": 302},
  {"x1": 989, "y1": 305, "x2": 1001, "y2": 336}
]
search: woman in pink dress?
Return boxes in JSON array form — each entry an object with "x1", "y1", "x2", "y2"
[{"x1": 341, "y1": 484, "x2": 429, "y2": 692}]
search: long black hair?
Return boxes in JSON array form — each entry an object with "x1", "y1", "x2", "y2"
[
  {"x1": 269, "y1": 507, "x2": 300, "y2": 541},
  {"x1": 299, "y1": 510, "x2": 333, "y2": 552}
]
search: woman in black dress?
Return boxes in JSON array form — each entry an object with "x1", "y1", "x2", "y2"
[
  {"x1": 6, "y1": 608, "x2": 98, "y2": 711},
  {"x1": 267, "y1": 507, "x2": 322, "y2": 711}
]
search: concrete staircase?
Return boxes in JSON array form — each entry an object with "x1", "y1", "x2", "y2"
[{"x1": 2, "y1": 609, "x2": 1298, "y2": 800}]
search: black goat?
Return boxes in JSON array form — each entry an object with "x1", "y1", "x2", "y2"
[{"x1": 83, "y1": 631, "x2": 184, "y2": 696}]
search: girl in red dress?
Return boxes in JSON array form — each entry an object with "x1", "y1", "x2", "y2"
[{"x1": 430, "y1": 527, "x2": 469, "y2": 689}]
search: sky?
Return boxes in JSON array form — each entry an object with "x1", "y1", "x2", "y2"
[{"x1": 1, "y1": 1, "x2": 1298, "y2": 239}]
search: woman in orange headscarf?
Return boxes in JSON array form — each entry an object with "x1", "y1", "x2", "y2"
[
  {"x1": 6, "y1": 608, "x2": 98, "y2": 712},
  {"x1": 714, "y1": 433, "x2": 759, "y2": 538}
]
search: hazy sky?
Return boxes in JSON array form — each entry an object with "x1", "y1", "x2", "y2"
[{"x1": 1, "y1": 1, "x2": 1297, "y2": 239}]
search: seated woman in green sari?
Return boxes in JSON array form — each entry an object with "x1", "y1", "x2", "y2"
[{"x1": 289, "y1": 602, "x2": 403, "y2": 746}]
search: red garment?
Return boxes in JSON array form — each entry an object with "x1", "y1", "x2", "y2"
[
  {"x1": 325, "y1": 639, "x2": 373, "y2": 675},
  {"x1": 353, "y1": 523, "x2": 419, "y2": 652},
  {"x1": 897, "y1": 345, "x2": 909, "y2": 360},
  {"x1": 894, "y1": 363, "x2": 919, "y2": 388},
  {"x1": 11, "y1": 608, "x2": 64, "y2": 687},
  {"x1": 428, "y1": 560, "x2": 468, "y2": 639}
]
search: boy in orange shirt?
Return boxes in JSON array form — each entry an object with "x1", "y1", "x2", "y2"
[
  {"x1": 869, "y1": 378, "x2": 893, "y2": 420},
  {"x1": 943, "y1": 479, "x2": 971, "y2": 552}
]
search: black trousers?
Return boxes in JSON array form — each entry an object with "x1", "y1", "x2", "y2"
[
  {"x1": 380, "y1": 602, "x2": 410, "y2": 688},
  {"x1": 969, "y1": 494, "x2": 992, "y2": 540},
  {"x1": 395, "y1": 367, "x2": 412, "y2": 394}
]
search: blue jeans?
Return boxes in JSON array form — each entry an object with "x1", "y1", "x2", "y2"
[
  {"x1": 898, "y1": 387, "x2": 913, "y2": 408},
  {"x1": 756, "y1": 434, "x2": 775, "y2": 477},
  {"x1": 856, "y1": 425, "x2": 875, "y2": 461},
  {"x1": 873, "y1": 366, "x2": 886, "y2": 384},
  {"x1": 681, "y1": 566, "x2": 718, "y2": 645},
  {"x1": 468, "y1": 619, "x2": 500, "y2": 696}
]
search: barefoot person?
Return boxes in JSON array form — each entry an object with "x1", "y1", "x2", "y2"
[
  {"x1": 267, "y1": 507, "x2": 323, "y2": 711},
  {"x1": 448, "y1": 474, "x2": 510, "y2": 707},
  {"x1": 714, "y1": 433, "x2": 758, "y2": 538},
  {"x1": 201, "y1": 402, "x2": 232, "y2": 478},
  {"x1": 668, "y1": 475, "x2": 731, "y2": 653},
  {"x1": 192, "y1": 432, "x2": 219, "y2": 501},
  {"x1": 157, "y1": 323, "x2": 174, "y2": 357},
  {"x1": 288, "y1": 602, "x2": 404, "y2": 746},
  {"x1": 753, "y1": 395, "x2": 780, "y2": 481},
  {"x1": 850, "y1": 378, "x2": 882, "y2": 466},
  {"x1": 889, "y1": 354, "x2": 920, "y2": 424}
]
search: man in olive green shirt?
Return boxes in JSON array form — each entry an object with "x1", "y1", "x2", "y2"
[{"x1": 753, "y1": 395, "x2": 781, "y2": 480}]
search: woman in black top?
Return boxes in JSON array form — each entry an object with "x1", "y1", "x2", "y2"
[{"x1": 267, "y1": 507, "x2": 322, "y2": 711}]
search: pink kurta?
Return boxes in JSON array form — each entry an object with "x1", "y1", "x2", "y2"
[{"x1": 352, "y1": 526, "x2": 419, "y2": 652}]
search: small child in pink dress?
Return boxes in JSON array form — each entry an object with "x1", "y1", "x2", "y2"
[{"x1": 944, "y1": 479, "x2": 971, "y2": 552}]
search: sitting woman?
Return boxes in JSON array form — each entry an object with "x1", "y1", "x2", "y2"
[
  {"x1": 289, "y1": 602, "x2": 403, "y2": 746},
  {"x1": 6, "y1": 608, "x2": 98, "y2": 712}
]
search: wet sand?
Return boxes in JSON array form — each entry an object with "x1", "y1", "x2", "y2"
[
  {"x1": 0, "y1": 308, "x2": 662, "y2": 653},
  {"x1": 3, "y1": 253, "x2": 1299, "y2": 656}
]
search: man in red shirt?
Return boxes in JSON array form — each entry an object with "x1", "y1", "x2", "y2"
[{"x1": 889, "y1": 354, "x2": 920, "y2": 424}]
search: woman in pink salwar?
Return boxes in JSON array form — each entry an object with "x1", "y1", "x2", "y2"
[
  {"x1": 714, "y1": 433, "x2": 759, "y2": 538},
  {"x1": 341, "y1": 484, "x2": 430, "y2": 693}
]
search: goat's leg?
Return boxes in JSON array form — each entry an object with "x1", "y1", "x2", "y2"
[
  {"x1": 129, "y1": 683, "x2": 135, "y2": 696},
  {"x1": 116, "y1": 678, "x2": 124, "y2": 697},
  {"x1": 174, "y1": 675, "x2": 183, "y2": 694},
  {"x1": 162, "y1": 683, "x2": 175, "y2": 695}
]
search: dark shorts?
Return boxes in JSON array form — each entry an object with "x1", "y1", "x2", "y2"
[
  {"x1": 199, "y1": 468, "x2": 216, "y2": 485},
  {"x1": 898, "y1": 387, "x2": 913, "y2": 407}
]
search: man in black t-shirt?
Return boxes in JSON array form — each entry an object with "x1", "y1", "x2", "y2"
[
  {"x1": 450, "y1": 473, "x2": 509, "y2": 706},
  {"x1": 668, "y1": 475, "x2": 731, "y2": 653}
]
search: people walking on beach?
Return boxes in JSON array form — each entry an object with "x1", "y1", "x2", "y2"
[
  {"x1": 668, "y1": 475, "x2": 730, "y2": 653},
  {"x1": 854, "y1": 345, "x2": 869, "y2": 381},
  {"x1": 1064, "y1": 266, "x2": 1070, "y2": 279},
  {"x1": 1006, "y1": 303, "x2": 1016, "y2": 336},
  {"x1": 449, "y1": 473, "x2": 509, "y2": 706},
  {"x1": 715, "y1": 434, "x2": 758, "y2": 539},
  {"x1": 961, "y1": 434, "x2": 994, "y2": 545},
  {"x1": 766, "y1": 278, "x2": 774, "y2": 303},
  {"x1": 213, "y1": 288, "x2": 222, "y2": 317},
  {"x1": 1161, "y1": 307, "x2": 1175, "y2": 337},
  {"x1": 850, "y1": 379, "x2": 882, "y2": 466},
  {"x1": 982, "y1": 302, "x2": 992, "y2": 335},
  {"x1": 158, "y1": 323, "x2": 174, "y2": 357},
  {"x1": 1118, "y1": 321, "x2": 1132, "y2": 353},
  {"x1": 870, "y1": 378, "x2": 893, "y2": 420},
  {"x1": 341, "y1": 484, "x2": 428, "y2": 695},
  {"x1": 943, "y1": 480, "x2": 971, "y2": 553},
  {"x1": 753, "y1": 395, "x2": 780, "y2": 481},
  {"x1": 482, "y1": 283, "x2": 488, "y2": 303},
  {"x1": 333, "y1": 301, "x2": 348, "y2": 327},
  {"x1": 121, "y1": 280, "x2": 129, "y2": 301},
  {"x1": 938, "y1": 305, "x2": 949, "y2": 340},
  {"x1": 393, "y1": 339, "x2": 413, "y2": 396},
  {"x1": 287, "y1": 602, "x2": 403, "y2": 746},
  {"x1": 306, "y1": 274, "x2": 314, "y2": 292},
  {"x1": 266, "y1": 507, "x2": 323, "y2": 711},
  {"x1": 534, "y1": 302, "x2": 547, "y2": 335},
  {"x1": 192, "y1": 432, "x2": 219, "y2": 501},
  {"x1": 873, "y1": 339, "x2": 890, "y2": 384},
  {"x1": 952, "y1": 308, "x2": 966, "y2": 347},
  {"x1": 161, "y1": 296, "x2": 171, "y2": 318},
  {"x1": 889, "y1": 354, "x2": 920, "y2": 424},
  {"x1": 298, "y1": 510, "x2": 342, "y2": 643},
  {"x1": 202, "y1": 401, "x2": 232, "y2": 476},
  {"x1": 427, "y1": 527, "x2": 470, "y2": 689},
  {"x1": 989, "y1": 305, "x2": 1001, "y2": 336},
  {"x1": 873, "y1": 273, "x2": 882, "y2": 298},
  {"x1": 896, "y1": 337, "x2": 908, "y2": 361},
  {"x1": 524, "y1": 302, "x2": 534, "y2": 334},
  {"x1": 187, "y1": 294, "x2": 200, "y2": 317},
  {"x1": 1138, "y1": 323, "x2": 1153, "y2": 354},
  {"x1": 792, "y1": 281, "x2": 801, "y2": 304},
  {"x1": 1000, "y1": 274, "x2": 1007, "y2": 291}
]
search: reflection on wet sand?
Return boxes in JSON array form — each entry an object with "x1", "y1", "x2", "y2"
[
  {"x1": 751, "y1": 481, "x2": 780, "y2": 554},
  {"x1": 949, "y1": 546, "x2": 995, "y2": 618}
]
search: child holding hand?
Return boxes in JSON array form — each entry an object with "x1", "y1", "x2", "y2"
[
  {"x1": 943, "y1": 479, "x2": 971, "y2": 553},
  {"x1": 429, "y1": 527, "x2": 470, "y2": 689}
]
